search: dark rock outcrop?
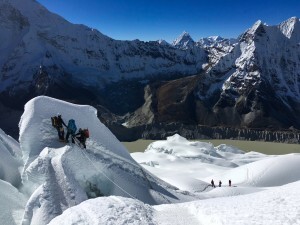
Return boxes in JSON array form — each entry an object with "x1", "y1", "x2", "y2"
[{"x1": 108, "y1": 122, "x2": 300, "y2": 144}]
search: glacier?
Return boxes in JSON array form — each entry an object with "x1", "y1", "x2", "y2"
[
  {"x1": 18, "y1": 96, "x2": 194, "y2": 225},
  {"x1": 0, "y1": 96, "x2": 300, "y2": 224}
]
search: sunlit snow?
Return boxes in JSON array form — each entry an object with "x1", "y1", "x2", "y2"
[{"x1": 0, "y1": 96, "x2": 299, "y2": 225}]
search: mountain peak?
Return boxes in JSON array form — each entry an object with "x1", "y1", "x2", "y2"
[
  {"x1": 197, "y1": 36, "x2": 224, "y2": 45},
  {"x1": 208, "y1": 36, "x2": 223, "y2": 41},
  {"x1": 247, "y1": 20, "x2": 264, "y2": 35},
  {"x1": 279, "y1": 17, "x2": 300, "y2": 39},
  {"x1": 172, "y1": 31, "x2": 195, "y2": 49},
  {"x1": 239, "y1": 20, "x2": 266, "y2": 42},
  {"x1": 157, "y1": 39, "x2": 169, "y2": 46}
]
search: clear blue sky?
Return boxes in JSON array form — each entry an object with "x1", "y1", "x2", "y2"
[{"x1": 37, "y1": 0, "x2": 300, "y2": 42}]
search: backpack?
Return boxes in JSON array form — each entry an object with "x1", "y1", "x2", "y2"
[
  {"x1": 67, "y1": 119, "x2": 77, "y2": 134},
  {"x1": 83, "y1": 128, "x2": 89, "y2": 138},
  {"x1": 51, "y1": 116, "x2": 58, "y2": 127}
]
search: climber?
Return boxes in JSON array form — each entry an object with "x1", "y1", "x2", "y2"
[
  {"x1": 211, "y1": 179, "x2": 215, "y2": 188},
  {"x1": 51, "y1": 114, "x2": 67, "y2": 141},
  {"x1": 75, "y1": 128, "x2": 89, "y2": 149},
  {"x1": 65, "y1": 119, "x2": 77, "y2": 143}
]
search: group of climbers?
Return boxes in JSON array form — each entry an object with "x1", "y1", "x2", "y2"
[
  {"x1": 51, "y1": 114, "x2": 89, "y2": 149},
  {"x1": 211, "y1": 179, "x2": 231, "y2": 188}
]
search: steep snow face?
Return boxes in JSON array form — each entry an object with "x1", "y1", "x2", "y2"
[
  {"x1": 197, "y1": 36, "x2": 238, "y2": 71},
  {"x1": 0, "y1": 128, "x2": 22, "y2": 187},
  {"x1": 19, "y1": 96, "x2": 133, "y2": 170},
  {"x1": 210, "y1": 17, "x2": 300, "y2": 100},
  {"x1": 279, "y1": 16, "x2": 300, "y2": 39},
  {"x1": 0, "y1": 0, "x2": 207, "y2": 94},
  {"x1": 19, "y1": 97, "x2": 196, "y2": 225},
  {"x1": 193, "y1": 17, "x2": 300, "y2": 129},
  {"x1": 196, "y1": 17, "x2": 300, "y2": 96},
  {"x1": 0, "y1": 128, "x2": 24, "y2": 224},
  {"x1": 0, "y1": 180, "x2": 26, "y2": 225}
]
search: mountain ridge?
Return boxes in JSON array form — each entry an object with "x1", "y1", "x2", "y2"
[{"x1": 0, "y1": 0, "x2": 299, "y2": 139}]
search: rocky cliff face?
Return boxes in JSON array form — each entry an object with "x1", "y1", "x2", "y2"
[
  {"x1": 127, "y1": 18, "x2": 300, "y2": 131},
  {"x1": 194, "y1": 18, "x2": 300, "y2": 129},
  {"x1": 108, "y1": 122, "x2": 300, "y2": 143}
]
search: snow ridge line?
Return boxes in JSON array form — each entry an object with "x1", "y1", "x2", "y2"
[
  {"x1": 86, "y1": 139, "x2": 161, "y2": 188},
  {"x1": 78, "y1": 146, "x2": 138, "y2": 200},
  {"x1": 88, "y1": 139, "x2": 140, "y2": 169}
]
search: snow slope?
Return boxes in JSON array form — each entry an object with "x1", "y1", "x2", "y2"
[
  {"x1": 19, "y1": 96, "x2": 195, "y2": 225},
  {"x1": 197, "y1": 17, "x2": 300, "y2": 106},
  {"x1": 132, "y1": 135, "x2": 300, "y2": 190},
  {"x1": 0, "y1": 128, "x2": 22, "y2": 187},
  {"x1": 0, "y1": 0, "x2": 206, "y2": 93},
  {"x1": 0, "y1": 179, "x2": 26, "y2": 225},
  {"x1": 49, "y1": 181, "x2": 300, "y2": 225},
  {"x1": 154, "y1": 181, "x2": 300, "y2": 225},
  {"x1": 50, "y1": 135, "x2": 300, "y2": 225}
]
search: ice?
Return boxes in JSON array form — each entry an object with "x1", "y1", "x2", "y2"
[
  {"x1": 0, "y1": 96, "x2": 300, "y2": 224},
  {"x1": 18, "y1": 96, "x2": 194, "y2": 225},
  {"x1": 0, "y1": 179, "x2": 26, "y2": 225},
  {"x1": 0, "y1": 128, "x2": 22, "y2": 187},
  {"x1": 48, "y1": 196, "x2": 155, "y2": 225}
]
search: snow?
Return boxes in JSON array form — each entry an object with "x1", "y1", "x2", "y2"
[
  {"x1": 0, "y1": 0, "x2": 208, "y2": 93},
  {"x1": 0, "y1": 179, "x2": 26, "y2": 225},
  {"x1": 172, "y1": 31, "x2": 195, "y2": 49},
  {"x1": 1, "y1": 97, "x2": 300, "y2": 224},
  {"x1": 17, "y1": 96, "x2": 195, "y2": 225},
  {"x1": 48, "y1": 196, "x2": 155, "y2": 225},
  {"x1": 19, "y1": 96, "x2": 133, "y2": 171},
  {"x1": 154, "y1": 181, "x2": 300, "y2": 225},
  {"x1": 0, "y1": 128, "x2": 22, "y2": 187},
  {"x1": 47, "y1": 181, "x2": 300, "y2": 225},
  {"x1": 279, "y1": 17, "x2": 300, "y2": 38}
]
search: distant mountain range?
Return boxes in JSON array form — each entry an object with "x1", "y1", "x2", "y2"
[
  {"x1": 0, "y1": 0, "x2": 299, "y2": 140},
  {"x1": 127, "y1": 18, "x2": 300, "y2": 130}
]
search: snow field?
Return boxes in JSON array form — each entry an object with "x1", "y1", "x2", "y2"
[{"x1": 1, "y1": 96, "x2": 300, "y2": 224}]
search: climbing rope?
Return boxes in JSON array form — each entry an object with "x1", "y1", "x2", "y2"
[{"x1": 77, "y1": 143, "x2": 138, "y2": 200}]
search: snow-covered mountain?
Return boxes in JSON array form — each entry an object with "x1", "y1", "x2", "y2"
[
  {"x1": 197, "y1": 36, "x2": 238, "y2": 69},
  {"x1": 0, "y1": 0, "x2": 300, "y2": 139},
  {"x1": 0, "y1": 0, "x2": 206, "y2": 103},
  {"x1": 194, "y1": 17, "x2": 300, "y2": 128},
  {"x1": 172, "y1": 31, "x2": 195, "y2": 49},
  {"x1": 125, "y1": 17, "x2": 300, "y2": 132},
  {"x1": 197, "y1": 35, "x2": 237, "y2": 48},
  {"x1": 0, "y1": 97, "x2": 300, "y2": 224}
]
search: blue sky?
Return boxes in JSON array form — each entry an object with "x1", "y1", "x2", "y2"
[{"x1": 37, "y1": 0, "x2": 300, "y2": 42}]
